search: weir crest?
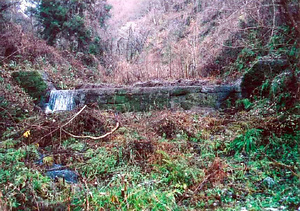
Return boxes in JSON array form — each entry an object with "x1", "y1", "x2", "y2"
[{"x1": 46, "y1": 82, "x2": 241, "y2": 113}]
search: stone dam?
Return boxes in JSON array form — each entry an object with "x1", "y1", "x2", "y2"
[{"x1": 47, "y1": 82, "x2": 241, "y2": 112}]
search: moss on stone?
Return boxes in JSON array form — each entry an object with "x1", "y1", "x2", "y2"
[
  {"x1": 202, "y1": 94, "x2": 218, "y2": 107},
  {"x1": 185, "y1": 93, "x2": 217, "y2": 107},
  {"x1": 181, "y1": 101, "x2": 194, "y2": 110},
  {"x1": 89, "y1": 85, "x2": 236, "y2": 112},
  {"x1": 11, "y1": 71, "x2": 47, "y2": 103},
  {"x1": 171, "y1": 87, "x2": 191, "y2": 96}
]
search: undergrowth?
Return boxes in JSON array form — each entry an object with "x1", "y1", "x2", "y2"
[{"x1": 0, "y1": 108, "x2": 299, "y2": 210}]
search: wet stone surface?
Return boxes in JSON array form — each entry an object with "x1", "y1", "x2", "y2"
[
  {"x1": 36, "y1": 155, "x2": 78, "y2": 184},
  {"x1": 46, "y1": 165, "x2": 78, "y2": 184}
]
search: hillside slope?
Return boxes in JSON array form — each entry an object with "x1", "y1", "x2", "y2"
[
  {"x1": 0, "y1": 1, "x2": 299, "y2": 210},
  {"x1": 104, "y1": 0, "x2": 268, "y2": 83}
]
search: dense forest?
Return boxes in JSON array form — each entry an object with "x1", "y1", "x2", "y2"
[{"x1": 0, "y1": 0, "x2": 299, "y2": 210}]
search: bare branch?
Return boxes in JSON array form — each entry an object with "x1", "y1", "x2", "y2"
[
  {"x1": 62, "y1": 122, "x2": 120, "y2": 140},
  {"x1": 0, "y1": 2, "x2": 19, "y2": 13},
  {"x1": 279, "y1": 0, "x2": 300, "y2": 36}
]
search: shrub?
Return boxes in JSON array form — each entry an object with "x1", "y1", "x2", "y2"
[
  {"x1": 240, "y1": 58, "x2": 288, "y2": 98},
  {"x1": 0, "y1": 145, "x2": 51, "y2": 209},
  {"x1": 12, "y1": 71, "x2": 47, "y2": 103},
  {"x1": 230, "y1": 128, "x2": 263, "y2": 153}
]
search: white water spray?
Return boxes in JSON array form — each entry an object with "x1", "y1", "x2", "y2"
[{"x1": 46, "y1": 90, "x2": 76, "y2": 113}]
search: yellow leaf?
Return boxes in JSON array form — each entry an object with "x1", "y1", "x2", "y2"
[
  {"x1": 111, "y1": 195, "x2": 119, "y2": 204},
  {"x1": 43, "y1": 156, "x2": 54, "y2": 166},
  {"x1": 23, "y1": 130, "x2": 30, "y2": 138}
]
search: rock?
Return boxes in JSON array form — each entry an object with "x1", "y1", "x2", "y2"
[
  {"x1": 36, "y1": 154, "x2": 78, "y2": 184},
  {"x1": 75, "y1": 83, "x2": 125, "y2": 89},
  {"x1": 270, "y1": 71, "x2": 294, "y2": 95},
  {"x1": 263, "y1": 176, "x2": 275, "y2": 188},
  {"x1": 41, "y1": 72, "x2": 56, "y2": 91},
  {"x1": 241, "y1": 57, "x2": 289, "y2": 98},
  {"x1": 132, "y1": 79, "x2": 210, "y2": 87},
  {"x1": 46, "y1": 166, "x2": 78, "y2": 184}
]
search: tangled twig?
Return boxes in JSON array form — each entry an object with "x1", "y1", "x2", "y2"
[
  {"x1": 62, "y1": 122, "x2": 120, "y2": 140},
  {"x1": 178, "y1": 174, "x2": 213, "y2": 204},
  {"x1": 36, "y1": 105, "x2": 119, "y2": 143},
  {"x1": 60, "y1": 105, "x2": 120, "y2": 140}
]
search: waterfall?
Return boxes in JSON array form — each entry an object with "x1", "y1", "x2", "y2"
[{"x1": 46, "y1": 90, "x2": 76, "y2": 113}]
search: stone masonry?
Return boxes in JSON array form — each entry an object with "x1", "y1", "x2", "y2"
[{"x1": 67, "y1": 84, "x2": 241, "y2": 112}]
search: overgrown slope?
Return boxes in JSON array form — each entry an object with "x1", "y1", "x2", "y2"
[
  {"x1": 0, "y1": 0, "x2": 299, "y2": 210},
  {"x1": 105, "y1": 0, "x2": 299, "y2": 83}
]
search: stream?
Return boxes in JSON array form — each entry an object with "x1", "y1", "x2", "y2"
[{"x1": 36, "y1": 154, "x2": 78, "y2": 184}]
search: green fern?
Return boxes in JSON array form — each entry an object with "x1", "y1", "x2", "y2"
[
  {"x1": 260, "y1": 79, "x2": 270, "y2": 96},
  {"x1": 230, "y1": 128, "x2": 263, "y2": 153},
  {"x1": 237, "y1": 98, "x2": 253, "y2": 110}
]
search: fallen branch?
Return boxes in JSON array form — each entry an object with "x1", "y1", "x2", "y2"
[
  {"x1": 35, "y1": 105, "x2": 87, "y2": 144},
  {"x1": 265, "y1": 154, "x2": 300, "y2": 179},
  {"x1": 83, "y1": 178, "x2": 93, "y2": 211},
  {"x1": 60, "y1": 105, "x2": 88, "y2": 143},
  {"x1": 62, "y1": 122, "x2": 120, "y2": 140},
  {"x1": 178, "y1": 173, "x2": 213, "y2": 204},
  {"x1": 62, "y1": 105, "x2": 87, "y2": 128},
  {"x1": 35, "y1": 105, "x2": 119, "y2": 143}
]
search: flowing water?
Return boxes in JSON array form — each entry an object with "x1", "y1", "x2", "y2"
[{"x1": 46, "y1": 90, "x2": 76, "y2": 113}]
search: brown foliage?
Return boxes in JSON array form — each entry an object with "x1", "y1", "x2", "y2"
[
  {"x1": 0, "y1": 67, "x2": 35, "y2": 136},
  {"x1": 0, "y1": 23, "x2": 62, "y2": 64},
  {"x1": 205, "y1": 157, "x2": 227, "y2": 184},
  {"x1": 21, "y1": 107, "x2": 117, "y2": 147},
  {"x1": 0, "y1": 22, "x2": 95, "y2": 87},
  {"x1": 98, "y1": 0, "x2": 299, "y2": 84},
  {"x1": 102, "y1": 0, "x2": 259, "y2": 82}
]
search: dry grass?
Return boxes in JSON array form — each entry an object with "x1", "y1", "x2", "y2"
[{"x1": 0, "y1": 22, "x2": 102, "y2": 88}]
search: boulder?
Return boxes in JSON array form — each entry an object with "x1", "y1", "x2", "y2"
[{"x1": 241, "y1": 57, "x2": 289, "y2": 98}]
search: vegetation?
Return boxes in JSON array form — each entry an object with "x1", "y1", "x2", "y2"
[
  {"x1": 11, "y1": 71, "x2": 47, "y2": 103},
  {"x1": 0, "y1": 0, "x2": 299, "y2": 210},
  {"x1": 0, "y1": 109, "x2": 299, "y2": 210},
  {"x1": 33, "y1": 0, "x2": 111, "y2": 53}
]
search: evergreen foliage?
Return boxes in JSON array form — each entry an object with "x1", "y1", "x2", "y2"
[
  {"x1": 33, "y1": 0, "x2": 111, "y2": 53},
  {"x1": 232, "y1": 16, "x2": 299, "y2": 111}
]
